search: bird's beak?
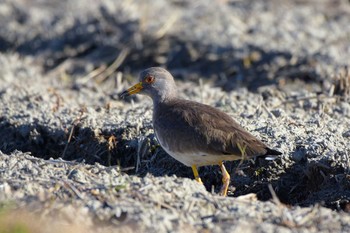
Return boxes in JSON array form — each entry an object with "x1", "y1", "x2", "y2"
[{"x1": 119, "y1": 82, "x2": 143, "y2": 99}]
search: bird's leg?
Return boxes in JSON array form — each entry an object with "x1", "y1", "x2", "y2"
[
  {"x1": 191, "y1": 165, "x2": 203, "y2": 184},
  {"x1": 219, "y1": 161, "x2": 230, "y2": 196}
]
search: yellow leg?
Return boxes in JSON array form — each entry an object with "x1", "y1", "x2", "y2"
[
  {"x1": 191, "y1": 165, "x2": 203, "y2": 184},
  {"x1": 219, "y1": 161, "x2": 230, "y2": 196}
]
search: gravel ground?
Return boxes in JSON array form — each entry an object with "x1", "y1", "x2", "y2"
[
  {"x1": 1, "y1": 151, "x2": 350, "y2": 233},
  {"x1": 0, "y1": 0, "x2": 350, "y2": 232}
]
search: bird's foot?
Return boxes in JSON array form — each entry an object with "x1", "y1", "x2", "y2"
[
  {"x1": 219, "y1": 175, "x2": 230, "y2": 196},
  {"x1": 195, "y1": 177, "x2": 203, "y2": 184},
  {"x1": 219, "y1": 162, "x2": 231, "y2": 197},
  {"x1": 191, "y1": 165, "x2": 203, "y2": 185}
]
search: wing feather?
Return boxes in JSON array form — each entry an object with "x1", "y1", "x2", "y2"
[{"x1": 153, "y1": 99, "x2": 269, "y2": 159}]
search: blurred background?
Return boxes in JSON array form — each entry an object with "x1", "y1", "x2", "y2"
[{"x1": 0, "y1": 0, "x2": 349, "y2": 94}]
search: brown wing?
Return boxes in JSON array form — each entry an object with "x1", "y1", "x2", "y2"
[{"x1": 154, "y1": 99, "x2": 270, "y2": 159}]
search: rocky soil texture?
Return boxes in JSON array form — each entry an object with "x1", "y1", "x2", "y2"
[{"x1": 0, "y1": 0, "x2": 349, "y2": 232}]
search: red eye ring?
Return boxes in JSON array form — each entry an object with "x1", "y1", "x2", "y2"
[{"x1": 145, "y1": 76, "x2": 155, "y2": 83}]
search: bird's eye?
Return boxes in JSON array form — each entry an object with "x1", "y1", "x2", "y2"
[{"x1": 145, "y1": 76, "x2": 155, "y2": 83}]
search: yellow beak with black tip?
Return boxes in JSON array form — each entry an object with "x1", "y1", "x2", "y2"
[{"x1": 119, "y1": 82, "x2": 143, "y2": 99}]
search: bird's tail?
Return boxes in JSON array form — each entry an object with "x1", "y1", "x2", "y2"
[{"x1": 261, "y1": 147, "x2": 282, "y2": 160}]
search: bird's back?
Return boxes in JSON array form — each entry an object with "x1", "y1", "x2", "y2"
[{"x1": 153, "y1": 98, "x2": 279, "y2": 166}]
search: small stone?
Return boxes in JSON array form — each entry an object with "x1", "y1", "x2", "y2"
[
  {"x1": 342, "y1": 130, "x2": 350, "y2": 138},
  {"x1": 271, "y1": 109, "x2": 285, "y2": 118}
]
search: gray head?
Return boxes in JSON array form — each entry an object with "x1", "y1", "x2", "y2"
[{"x1": 120, "y1": 67, "x2": 178, "y2": 103}]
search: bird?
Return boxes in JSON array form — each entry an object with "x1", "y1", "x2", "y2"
[{"x1": 120, "y1": 67, "x2": 282, "y2": 196}]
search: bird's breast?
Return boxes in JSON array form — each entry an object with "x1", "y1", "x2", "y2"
[{"x1": 153, "y1": 125, "x2": 240, "y2": 167}]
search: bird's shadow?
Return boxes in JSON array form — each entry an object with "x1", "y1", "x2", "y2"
[
  {"x1": 135, "y1": 144, "x2": 350, "y2": 211},
  {"x1": 1, "y1": 115, "x2": 349, "y2": 211}
]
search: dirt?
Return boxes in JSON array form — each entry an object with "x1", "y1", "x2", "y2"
[{"x1": 0, "y1": 0, "x2": 349, "y2": 232}]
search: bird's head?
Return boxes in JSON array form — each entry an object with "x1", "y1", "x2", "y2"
[{"x1": 120, "y1": 67, "x2": 178, "y2": 103}]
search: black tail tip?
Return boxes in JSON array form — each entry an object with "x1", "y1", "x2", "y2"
[
  {"x1": 259, "y1": 148, "x2": 282, "y2": 161},
  {"x1": 265, "y1": 148, "x2": 282, "y2": 156}
]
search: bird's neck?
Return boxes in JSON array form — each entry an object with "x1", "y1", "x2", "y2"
[
  {"x1": 152, "y1": 96, "x2": 179, "y2": 117},
  {"x1": 151, "y1": 91, "x2": 178, "y2": 106}
]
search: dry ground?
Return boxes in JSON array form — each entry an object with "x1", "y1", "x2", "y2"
[{"x1": 0, "y1": 0, "x2": 350, "y2": 232}]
